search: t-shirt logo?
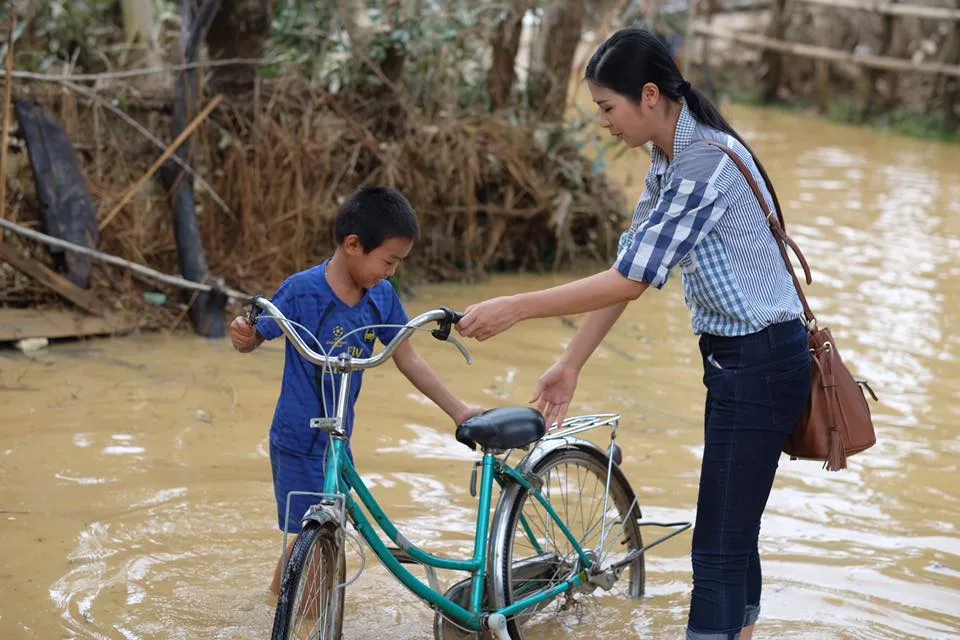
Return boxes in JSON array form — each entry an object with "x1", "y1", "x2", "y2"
[{"x1": 364, "y1": 329, "x2": 376, "y2": 343}]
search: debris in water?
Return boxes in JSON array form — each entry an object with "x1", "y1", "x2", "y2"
[{"x1": 15, "y1": 338, "x2": 49, "y2": 353}]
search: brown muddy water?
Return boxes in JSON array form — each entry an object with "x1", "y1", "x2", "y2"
[{"x1": 2, "y1": 104, "x2": 959, "y2": 640}]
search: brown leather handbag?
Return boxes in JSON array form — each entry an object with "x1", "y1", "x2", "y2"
[{"x1": 703, "y1": 141, "x2": 878, "y2": 470}]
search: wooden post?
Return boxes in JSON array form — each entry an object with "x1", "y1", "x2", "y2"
[
  {"x1": 857, "y1": 3, "x2": 896, "y2": 121},
  {"x1": 682, "y1": 0, "x2": 698, "y2": 78},
  {"x1": 813, "y1": 6, "x2": 830, "y2": 114},
  {"x1": 882, "y1": 15, "x2": 908, "y2": 111},
  {"x1": 759, "y1": 0, "x2": 788, "y2": 103},
  {"x1": 526, "y1": 0, "x2": 586, "y2": 121},
  {"x1": 940, "y1": 1, "x2": 960, "y2": 130},
  {"x1": 159, "y1": 0, "x2": 226, "y2": 338},
  {"x1": 205, "y1": 0, "x2": 272, "y2": 95},
  {"x1": 487, "y1": 0, "x2": 532, "y2": 111}
]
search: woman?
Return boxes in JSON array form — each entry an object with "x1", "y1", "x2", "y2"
[{"x1": 456, "y1": 28, "x2": 812, "y2": 640}]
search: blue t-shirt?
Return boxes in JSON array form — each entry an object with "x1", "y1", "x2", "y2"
[{"x1": 256, "y1": 260, "x2": 409, "y2": 457}]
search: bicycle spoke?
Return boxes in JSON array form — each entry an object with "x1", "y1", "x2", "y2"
[{"x1": 500, "y1": 449, "x2": 645, "y2": 639}]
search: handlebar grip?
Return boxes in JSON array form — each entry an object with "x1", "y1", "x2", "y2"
[{"x1": 432, "y1": 307, "x2": 463, "y2": 342}]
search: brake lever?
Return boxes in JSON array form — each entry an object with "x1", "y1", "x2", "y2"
[
  {"x1": 430, "y1": 307, "x2": 463, "y2": 340},
  {"x1": 431, "y1": 307, "x2": 472, "y2": 365},
  {"x1": 446, "y1": 334, "x2": 473, "y2": 365}
]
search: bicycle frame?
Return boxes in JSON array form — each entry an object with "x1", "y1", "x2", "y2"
[{"x1": 308, "y1": 370, "x2": 598, "y2": 632}]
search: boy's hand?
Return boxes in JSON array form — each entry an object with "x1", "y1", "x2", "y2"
[
  {"x1": 455, "y1": 404, "x2": 486, "y2": 426},
  {"x1": 230, "y1": 316, "x2": 262, "y2": 353}
]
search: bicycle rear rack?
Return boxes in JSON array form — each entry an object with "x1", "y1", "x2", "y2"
[{"x1": 542, "y1": 413, "x2": 621, "y2": 441}]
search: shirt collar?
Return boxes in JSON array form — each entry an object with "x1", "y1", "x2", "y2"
[{"x1": 650, "y1": 99, "x2": 696, "y2": 177}]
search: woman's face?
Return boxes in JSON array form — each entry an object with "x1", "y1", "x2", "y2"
[{"x1": 588, "y1": 79, "x2": 659, "y2": 148}]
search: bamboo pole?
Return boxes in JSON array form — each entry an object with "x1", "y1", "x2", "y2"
[
  {"x1": 0, "y1": 216, "x2": 248, "y2": 300},
  {"x1": 794, "y1": 0, "x2": 960, "y2": 21},
  {"x1": 693, "y1": 22, "x2": 960, "y2": 77},
  {"x1": 98, "y1": 93, "x2": 224, "y2": 231}
]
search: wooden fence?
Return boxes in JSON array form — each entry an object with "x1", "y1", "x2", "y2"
[{"x1": 688, "y1": 0, "x2": 960, "y2": 124}]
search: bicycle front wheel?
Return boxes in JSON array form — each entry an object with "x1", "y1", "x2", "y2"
[
  {"x1": 490, "y1": 446, "x2": 644, "y2": 639},
  {"x1": 272, "y1": 520, "x2": 346, "y2": 640}
]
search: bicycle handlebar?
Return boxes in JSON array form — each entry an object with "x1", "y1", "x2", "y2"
[{"x1": 248, "y1": 295, "x2": 472, "y2": 371}]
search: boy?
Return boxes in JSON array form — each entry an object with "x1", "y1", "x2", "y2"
[{"x1": 230, "y1": 186, "x2": 483, "y2": 595}]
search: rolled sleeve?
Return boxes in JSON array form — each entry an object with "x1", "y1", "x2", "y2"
[
  {"x1": 377, "y1": 284, "x2": 409, "y2": 346},
  {"x1": 256, "y1": 276, "x2": 300, "y2": 340},
  {"x1": 615, "y1": 177, "x2": 725, "y2": 289}
]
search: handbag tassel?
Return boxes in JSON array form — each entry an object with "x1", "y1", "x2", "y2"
[{"x1": 824, "y1": 428, "x2": 847, "y2": 471}]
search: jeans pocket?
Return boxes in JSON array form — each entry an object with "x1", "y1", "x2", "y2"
[
  {"x1": 766, "y1": 354, "x2": 813, "y2": 433},
  {"x1": 712, "y1": 347, "x2": 808, "y2": 376}
]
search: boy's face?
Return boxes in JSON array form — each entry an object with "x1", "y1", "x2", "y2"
[{"x1": 343, "y1": 235, "x2": 414, "y2": 289}]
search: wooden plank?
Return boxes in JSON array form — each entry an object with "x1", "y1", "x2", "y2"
[
  {"x1": 0, "y1": 309, "x2": 139, "y2": 342},
  {"x1": 794, "y1": 0, "x2": 960, "y2": 21},
  {"x1": 715, "y1": 0, "x2": 772, "y2": 12},
  {"x1": 0, "y1": 242, "x2": 111, "y2": 316},
  {"x1": 693, "y1": 22, "x2": 960, "y2": 77}
]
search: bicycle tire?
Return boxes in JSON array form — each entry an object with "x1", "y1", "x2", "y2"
[
  {"x1": 490, "y1": 446, "x2": 644, "y2": 639},
  {"x1": 271, "y1": 520, "x2": 346, "y2": 640}
]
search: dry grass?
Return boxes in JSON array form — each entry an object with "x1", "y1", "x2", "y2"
[{"x1": 2, "y1": 77, "x2": 627, "y2": 316}]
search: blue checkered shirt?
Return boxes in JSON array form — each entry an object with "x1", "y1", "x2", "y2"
[{"x1": 615, "y1": 101, "x2": 803, "y2": 336}]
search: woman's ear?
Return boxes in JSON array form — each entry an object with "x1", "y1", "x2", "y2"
[{"x1": 641, "y1": 82, "x2": 661, "y2": 109}]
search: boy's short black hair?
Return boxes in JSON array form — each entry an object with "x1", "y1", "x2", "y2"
[{"x1": 335, "y1": 186, "x2": 421, "y2": 251}]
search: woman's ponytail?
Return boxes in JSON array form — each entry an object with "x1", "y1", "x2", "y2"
[{"x1": 586, "y1": 28, "x2": 784, "y2": 220}]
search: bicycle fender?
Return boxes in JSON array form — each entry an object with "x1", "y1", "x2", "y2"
[
  {"x1": 513, "y1": 436, "x2": 611, "y2": 478},
  {"x1": 300, "y1": 503, "x2": 342, "y2": 530}
]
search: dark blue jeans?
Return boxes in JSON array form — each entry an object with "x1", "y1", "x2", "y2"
[{"x1": 687, "y1": 319, "x2": 812, "y2": 640}]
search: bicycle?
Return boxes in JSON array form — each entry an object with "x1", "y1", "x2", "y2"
[{"x1": 248, "y1": 295, "x2": 691, "y2": 639}]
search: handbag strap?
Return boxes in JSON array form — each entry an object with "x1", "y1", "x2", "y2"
[{"x1": 698, "y1": 139, "x2": 817, "y2": 325}]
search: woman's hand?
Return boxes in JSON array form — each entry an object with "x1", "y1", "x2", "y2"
[
  {"x1": 530, "y1": 360, "x2": 581, "y2": 428},
  {"x1": 456, "y1": 295, "x2": 525, "y2": 342}
]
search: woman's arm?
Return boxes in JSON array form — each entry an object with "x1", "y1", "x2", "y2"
[
  {"x1": 530, "y1": 301, "x2": 629, "y2": 426},
  {"x1": 558, "y1": 300, "x2": 630, "y2": 370},
  {"x1": 457, "y1": 268, "x2": 647, "y2": 341}
]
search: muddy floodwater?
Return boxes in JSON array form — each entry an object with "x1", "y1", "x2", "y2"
[{"x1": 2, "y1": 103, "x2": 959, "y2": 639}]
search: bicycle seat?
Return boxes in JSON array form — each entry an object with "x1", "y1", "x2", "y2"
[{"x1": 456, "y1": 407, "x2": 546, "y2": 451}]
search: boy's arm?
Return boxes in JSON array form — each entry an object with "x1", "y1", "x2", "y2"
[
  {"x1": 392, "y1": 341, "x2": 484, "y2": 425},
  {"x1": 233, "y1": 273, "x2": 300, "y2": 353}
]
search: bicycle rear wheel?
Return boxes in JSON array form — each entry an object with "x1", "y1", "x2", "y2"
[
  {"x1": 272, "y1": 520, "x2": 346, "y2": 640},
  {"x1": 490, "y1": 446, "x2": 644, "y2": 639}
]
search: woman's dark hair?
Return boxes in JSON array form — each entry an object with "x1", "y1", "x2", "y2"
[{"x1": 585, "y1": 28, "x2": 783, "y2": 218}]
